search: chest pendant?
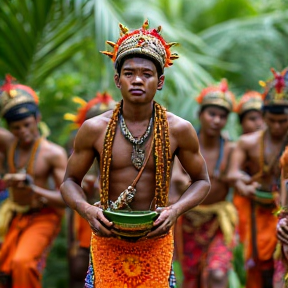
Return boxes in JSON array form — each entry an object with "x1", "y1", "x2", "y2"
[{"x1": 131, "y1": 145, "x2": 145, "y2": 170}]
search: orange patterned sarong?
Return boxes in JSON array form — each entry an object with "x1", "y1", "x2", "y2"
[{"x1": 90, "y1": 231, "x2": 174, "y2": 288}]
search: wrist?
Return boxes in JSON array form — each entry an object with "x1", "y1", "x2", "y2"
[{"x1": 76, "y1": 200, "x2": 93, "y2": 218}]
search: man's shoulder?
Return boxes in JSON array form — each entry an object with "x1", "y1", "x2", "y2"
[
  {"x1": 41, "y1": 138, "x2": 67, "y2": 158},
  {"x1": 166, "y1": 112, "x2": 194, "y2": 132},
  {"x1": 238, "y1": 130, "x2": 262, "y2": 148},
  {"x1": 0, "y1": 127, "x2": 14, "y2": 148},
  {"x1": 82, "y1": 110, "x2": 114, "y2": 131}
]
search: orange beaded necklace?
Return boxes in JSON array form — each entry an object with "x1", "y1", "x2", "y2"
[
  {"x1": 8, "y1": 137, "x2": 42, "y2": 175},
  {"x1": 100, "y1": 101, "x2": 171, "y2": 209}
]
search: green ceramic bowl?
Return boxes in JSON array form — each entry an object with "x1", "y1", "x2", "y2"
[{"x1": 103, "y1": 210, "x2": 158, "y2": 238}]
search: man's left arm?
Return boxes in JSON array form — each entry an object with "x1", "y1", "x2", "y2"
[{"x1": 147, "y1": 119, "x2": 210, "y2": 238}]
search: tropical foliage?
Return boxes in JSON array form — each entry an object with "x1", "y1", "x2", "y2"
[{"x1": 1, "y1": 0, "x2": 288, "y2": 287}]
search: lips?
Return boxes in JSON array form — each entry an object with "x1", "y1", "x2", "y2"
[{"x1": 129, "y1": 89, "x2": 144, "y2": 96}]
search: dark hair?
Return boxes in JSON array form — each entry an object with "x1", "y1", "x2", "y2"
[
  {"x1": 116, "y1": 54, "x2": 163, "y2": 78},
  {"x1": 4, "y1": 103, "x2": 39, "y2": 124},
  {"x1": 262, "y1": 105, "x2": 288, "y2": 115}
]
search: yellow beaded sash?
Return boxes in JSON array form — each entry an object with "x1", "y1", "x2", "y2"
[{"x1": 100, "y1": 101, "x2": 171, "y2": 209}]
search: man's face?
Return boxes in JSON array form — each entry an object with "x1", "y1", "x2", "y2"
[
  {"x1": 264, "y1": 111, "x2": 288, "y2": 138},
  {"x1": 199, "y1": 106, "x2": 228, "y2": 137},
  {"x1": 241, "y1": 110, "x2": 264, "y2": 134},
  {"x1": 8, "y1": 115, "x2": 38, "y2": 145},
  {"x1": 114, "y1": 57, "x2": 164, "y2": 105}
]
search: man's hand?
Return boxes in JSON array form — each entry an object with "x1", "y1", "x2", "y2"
[
  {"x1": 84, "y1": 205, "x2": 114, "y2": 237},
  {"x1": 146, "y1": 206, "x2": 177, "y2": 238},
  {"x1": 235, "y1": 179, "x2": 259, "y2": 198},
  {"x1": 3, "y1": 173, "x2": 34, "y2": 189},
  {"x1": 277, "y1": 217, "x2": 288, "y2": 245}
]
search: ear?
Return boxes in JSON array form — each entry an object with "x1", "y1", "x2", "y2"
[
  {"x1": 157, "y1": 75, "x2": 165, "y2": 90},
  {"x1": 114, "y1": 73, "x2": 121, "y2": 89}
]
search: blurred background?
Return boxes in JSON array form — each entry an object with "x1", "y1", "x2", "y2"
[{"x1": 1, "y1": 0, "x2": 288, "y2": 287}]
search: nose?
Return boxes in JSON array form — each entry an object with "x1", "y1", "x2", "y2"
[
  {"x1": 213, "y1": 116, "x2": 221, "y2": 124},
  {"x1": 132, "y1": 75, "x2": 143, "y2": 84}
]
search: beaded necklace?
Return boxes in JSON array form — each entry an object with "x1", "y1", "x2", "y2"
[
  {"x1": 119, "y1": 107, "x2": 154, "y2": 170},
  {"x1": 100, "y1": 100, "x2": 171, "y2": 209},
  {"x1": 8, "y1": 137, "x2": 42, "y2": 175},
  {"x1": 252, "y1": 129, "x2": 288, "y2": 191}
]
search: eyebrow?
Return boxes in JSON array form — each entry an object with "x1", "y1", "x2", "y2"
[{"x1": 122, "y1": 66, "x2": 154, "y2": 72}]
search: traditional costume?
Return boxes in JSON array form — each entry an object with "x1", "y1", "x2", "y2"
[
  {"x1": 175, "y1": 79, "x2": 238, "y2": 287},
  {"x1": 84, "y1": 20, "x2": 179, "y2": 288},
  {"x1": 237, "y1": 68, "x2": 288, "y2": 288},
  {"x1": 233, "y1": 91, "x2": 263, "y2": 244},
  {"x1": 0, "y1": 75, "x2": 63, "y2": 288}
]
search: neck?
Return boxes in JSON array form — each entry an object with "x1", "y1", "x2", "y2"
[
  {"x1": 121, "y1": 101, "x2": 154, "y2": 122},
  {"x1": 198, "y1": 130, "x2": 221, "y2": 149},
  {"x1": 18, "y1": 133, "x2": 40, "y2": 149},
  {"x1": 267, "y1": 129, "x2": 287, "y2": 144}
]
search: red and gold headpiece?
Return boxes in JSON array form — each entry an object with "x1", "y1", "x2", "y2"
[
  {"x1": 0, "y1": 74, "x2": 39, "y2": 117},
  {"x1": 64, "y1": 92, "x2": 116, "y2": 128},
  {"x1": 260, "y1": 68, "x2": 288, "y2": 107},
  {"x1": 235, "y1": 91, "x2": 263, "y2": 115},
  {"x1": 196, "y1": 79, "x2": 236, "y2": 113},
  {"x1": 101, "y1": 19, "x2": 179, "y2": 73}
]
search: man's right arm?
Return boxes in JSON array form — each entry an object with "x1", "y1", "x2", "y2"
[
  {"x1": 60, "y1": 120, "x2": 113, "y2": 236},
  {"x1": 226, "y1": 136, "x2": 258, "y2": 198}
]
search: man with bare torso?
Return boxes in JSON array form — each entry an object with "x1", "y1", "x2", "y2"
[
  {"x1": 0, "y1": 75, "x2": 67, "y2": 288},
  {"x1": 172, "y1": 79, "x2": 237, "y2": 288},
  {"x1": 64, "y1": 92, "x2": 116, "y2": 288},
  {"x1": 227, "y1": 68, "x2": 288, "y2": 288},
  {"x1": 60, "y1": 20, "x2": 211, "y2": 288},
  {"x1": 233, "y1": 91, "x2": 264, "y2": 245}
]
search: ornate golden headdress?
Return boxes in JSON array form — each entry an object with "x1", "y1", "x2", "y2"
[
  {"x1": 0, "y1": 75, "x2": 39, "y2": 117},
  {"x1": 260, "y1": 68, "x2": 288, "y2": 107},
  {"x1": 101, "y1": 19, "x2": 179, "y2": 73},
  {"x1": 235, "y1": 91, "x2": 263, "y2": 115},
  {"x1": 64, "y1": 92, "x2": 116, "y2": 128},
  {"x1": 196, "y1": 79, "x2": 236, "y2": 112}
]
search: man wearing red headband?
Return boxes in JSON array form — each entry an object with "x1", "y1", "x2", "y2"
[
  {"x1": 227, "y1": 68, "x2": 288, "y2": 288},
  {"x1": 60, "y1": 20, "x2": 210, "y2": 288},
  {"x1": 173, "y1": 79, "x2": 237, "y2": 288},
  {"x1": 0, "y1": 75, "x2": 67, "y2": 288}
]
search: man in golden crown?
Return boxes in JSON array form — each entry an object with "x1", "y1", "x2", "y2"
[
  {"x1": 0, "y1": 75, "x2": 67, "y2": 288},
  {"x1": 64, "y1": 92, "x2": 116, "y2": 288},
  {"x1": 60, "y1": 20, "x2": 211, "y2": 288},
  {"x1": 227, "y1": 68, "x2": 288, "y2": 288},
  {"x1": 172, "y1": 79, "x2": 237, "y2": 288}
]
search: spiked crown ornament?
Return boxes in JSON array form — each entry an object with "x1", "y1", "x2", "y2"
[
  {"x1": 101, "y1": 19, "x2": 179, "y2": 73},
  {"x1": 235, "y1": 91, "x2": 263, "y2": 115},
  {"x1": 0, "y1": 75, "x2": 39, "y2": 117},
  {"x1": 260, "y1": 68, "x2": 288, "y2": 107},
  {"x1": 64, "y1": 92, "x2": 116, "y2": 128},
  {"x1": 196, "y1": 79, "x2": 236, "y2": 113}
]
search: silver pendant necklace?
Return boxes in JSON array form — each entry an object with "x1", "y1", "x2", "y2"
[{"x1": 119, "y1": 110, "x2": 154, "y2": 170}]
